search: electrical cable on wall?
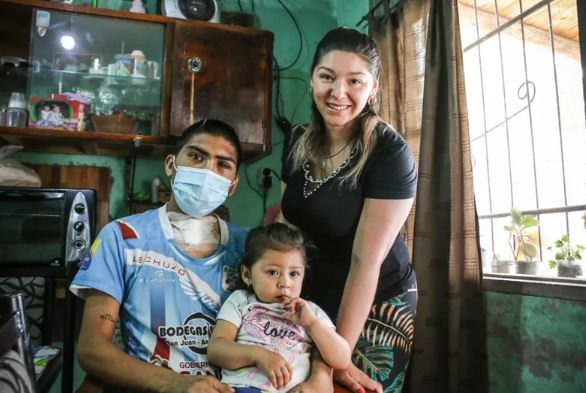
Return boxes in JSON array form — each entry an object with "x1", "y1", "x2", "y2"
[
  {"x1": 244, "y1": 164, "x2": 263, "y2": 199},
  {"x1": 242, "y1": 163, "x2": 279, "y2": 224},
  {"x1": 271, "y1": 0, "x2": 304, "y2": 135},
  {"x1": 266, "y1": 168, "x2": 282, "y2": 182},
  {"x1": 281, "y1": 75, "x2": 308, "y2": 125},
  {"x1": 228, "y1": 0, "x2": 303, "y2": 137},
  {"x1": 273, "y1": 56, "x2": 293, "y2": 136},
  {"x1": 226, "y1": 0, "x2": 302, "y2": 222},
  {"x1": 274, "y1": 0, "x2": 303, "y2": 71}
]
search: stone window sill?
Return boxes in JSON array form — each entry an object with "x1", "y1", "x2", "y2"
[{"x1": 483, "y1": 273, "x2": 586, "y2": 302}]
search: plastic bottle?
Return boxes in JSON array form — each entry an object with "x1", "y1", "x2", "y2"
[
  {"x1": 6, "y1": 92, "x2": 27, "y2": 127},
  {"x1": 151, "y1": 177, "x2": 161, "y2": 204}
]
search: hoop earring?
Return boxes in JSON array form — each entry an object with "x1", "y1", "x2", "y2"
[
  {"x1": 309, "y1": 86, "x2": 313, "y2": 94},
  {"x1": 368, "y1": 96, "x2": 374, "y2": 107}
]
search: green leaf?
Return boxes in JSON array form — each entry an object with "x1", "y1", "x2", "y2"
[
  {"x1": 520, "y1": 215, "x2": 539, "y2": 228},
  {"x1": 388, "y1": 371, "x2": 406, "y2": 391},
  {"x1": 511, "y1": 208, "x2": 523, "y2": 225},
  {"x1": 548, "y1": 260, "x2": 557, "y2": 269},
  {"x1": 352, "y1": 341, "x2": 394, "y2": 381},
  {"x1": 519, "y1": 243, "x2": 537, "y2": 260}
]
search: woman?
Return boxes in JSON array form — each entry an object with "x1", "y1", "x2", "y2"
[{"x1": 280, "y1": 27, "x2": 418, "y2": 393}]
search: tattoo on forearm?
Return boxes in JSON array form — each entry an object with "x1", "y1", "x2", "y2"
[{"x1": 99, "y1": 313, "x2": 116, "y2": 324}]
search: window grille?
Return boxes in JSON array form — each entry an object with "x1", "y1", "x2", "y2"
[{"x1": 458, "y1": 0, "x2": 586, "y2": 278}]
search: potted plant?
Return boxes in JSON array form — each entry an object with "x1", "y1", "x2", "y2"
[
  {"x1": 548, "y1": 234, "x2": 585, "y2": 278},
  {"x1": 498, "y1": 207, "x2": 540, "y2": 274}
]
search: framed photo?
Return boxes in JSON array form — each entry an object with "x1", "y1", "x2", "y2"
[
  {"x1": 52, "y1": 52, "x2": 102, "y2": 73},
  {"x1": 28, "y1": 99, "x2": 72, "y2": 129}
]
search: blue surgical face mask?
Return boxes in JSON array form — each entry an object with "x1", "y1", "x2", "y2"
[{"x1": 171, "y1": 156, "x2": 233, "y2": 218}]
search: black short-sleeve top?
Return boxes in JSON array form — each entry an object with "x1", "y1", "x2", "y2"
[{"x1": 281, "y1": 122, "x2": 417, "y2": 318}]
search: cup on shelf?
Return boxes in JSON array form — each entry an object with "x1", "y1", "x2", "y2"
[
  {"x1": 130, "y1": 50, "x2": 146, "y2": 78},
  {"x1": 8, "y1": 92, "x2": 26, "y2": 109},
  {"x1": 114, "y1": 54, "x2": 133, "y2": 77}
]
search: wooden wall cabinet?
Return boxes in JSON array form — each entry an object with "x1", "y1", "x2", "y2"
[
  {"x1": 0, "y1": 0, "x2": 273, "y2": 161},
  {"x1": 171, "y1": 20, "x2": 272, "y2": 160}
]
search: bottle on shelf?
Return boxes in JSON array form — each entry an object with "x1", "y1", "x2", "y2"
[{"x1": 5, "y1": 92, "x2": 27, "y2": 127}]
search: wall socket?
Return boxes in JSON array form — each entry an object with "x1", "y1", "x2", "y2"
[{"x1": 260, "y1": 168, "x2": 273, "y2": 189}]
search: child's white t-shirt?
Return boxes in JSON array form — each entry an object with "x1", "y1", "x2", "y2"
[{"x1": 216, "y1": 289, "x2": 335, "y2": 392}]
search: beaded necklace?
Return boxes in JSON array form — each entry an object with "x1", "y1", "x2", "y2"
[{"x1": 302, "y1": 147, "x2": 357, "y2": 198}]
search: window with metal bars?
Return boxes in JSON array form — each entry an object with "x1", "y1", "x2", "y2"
[{"x1": 457, "y1": 0, "x2": 586, "y2": 279}]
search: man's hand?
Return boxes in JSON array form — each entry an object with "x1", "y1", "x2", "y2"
[
  {"x1": 167, "y1": 375, "x2": 234, "y2": 393},
  {"x1": 333, "y1": 363, "x2": 382, "y2": 393},
  {"x1": 255, "y1": 347, "x2": 293, "y2": 389}
]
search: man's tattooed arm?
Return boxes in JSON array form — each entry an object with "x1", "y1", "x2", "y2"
[{"x1": 99, "y1": 313, "x2": 117, "y2": 324}]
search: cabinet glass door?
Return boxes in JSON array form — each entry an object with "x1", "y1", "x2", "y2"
[{"x1": 29, "y1": 9, "x2": 165, "y2": 135}]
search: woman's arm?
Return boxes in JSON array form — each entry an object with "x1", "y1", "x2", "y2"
[
  {"x1": 78, "y1": 290, "x2": 231, "y2": 393},
  {"x1": 336, "y1": 197, "x2": 414, "y2": 351}
]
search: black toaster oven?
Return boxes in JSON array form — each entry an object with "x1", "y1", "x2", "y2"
[{"x1": 0, "y1": 187, "x2": 95, "y2": 269}]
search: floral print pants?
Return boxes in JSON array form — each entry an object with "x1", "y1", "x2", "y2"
[{"x1": 352, "y1": 288, "x2": 418, "y2": 393}]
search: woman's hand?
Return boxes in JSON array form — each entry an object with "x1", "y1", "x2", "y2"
[
  {"x1": 255, "y1": 347, "x2": 293, "y2": 390},
  {"x1": 281, "y1": 297, "x2": 316, "y2": 328},
  {"x1": 333, "y1": 363, "x2": 382, "y2": 393}
]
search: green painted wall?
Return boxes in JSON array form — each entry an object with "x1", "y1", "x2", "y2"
[
  {"x1": 331, "y1": 0, "x2": 369, "y2": 33},
  {"x1": 486, "y1": 292, "x2": 586, "y2": 393},
  {"x1": 14, "y1": 151, "x2": 166, "y2": 220}
]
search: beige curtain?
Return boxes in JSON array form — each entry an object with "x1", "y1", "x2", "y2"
[
  {"x1": 371, "y1": 0, "x2": 428, "y2": 259},
  {"x1": 370, "y1": 0, "x2": 488, "y2": 391}
]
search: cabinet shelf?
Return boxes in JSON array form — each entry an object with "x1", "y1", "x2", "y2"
[
  {"x1": 31, "y1": 69, "x2": 162, "y2": 85},
  {"x1": 0, "y1": 125, "x2": 175, "y2": 158},
  {"x1": 0, "y1": 125, "x2": 268, "y2": 162}
]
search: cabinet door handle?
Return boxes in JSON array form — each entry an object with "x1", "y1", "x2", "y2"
[{"x1": 187, "y1": 57, "x2": 203, "y2": 74}]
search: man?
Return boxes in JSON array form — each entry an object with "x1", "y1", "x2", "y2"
[{"x1": 71, "y1": 119, "x2": 245, "y2": 392}]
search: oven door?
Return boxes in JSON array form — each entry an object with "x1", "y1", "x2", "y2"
[{"x1": 0, "y1": 189, "x2": 66, "y2": 266}]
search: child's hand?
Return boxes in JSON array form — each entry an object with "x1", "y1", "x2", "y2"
[
  {"x1": 281, "y1": 297, "x2": 316, "y2": 329},
  {"x1": 254, "y1": 347, "x2": 292, "y2": 389}
]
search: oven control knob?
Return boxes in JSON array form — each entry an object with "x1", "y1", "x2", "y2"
[
  {"x1": 73, "y1": 240, "x2": 86, "y2": 250},
  {"x1": 73, "y1": 221, "x2": 85, "y2": 232},
  {"x1": 74, "y1": 203, "x2": 86, "y2": 214}
]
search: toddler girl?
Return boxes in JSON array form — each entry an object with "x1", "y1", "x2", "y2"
[{"x1": 208, "y1": 223, "x2": 350, "y2": 392}]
